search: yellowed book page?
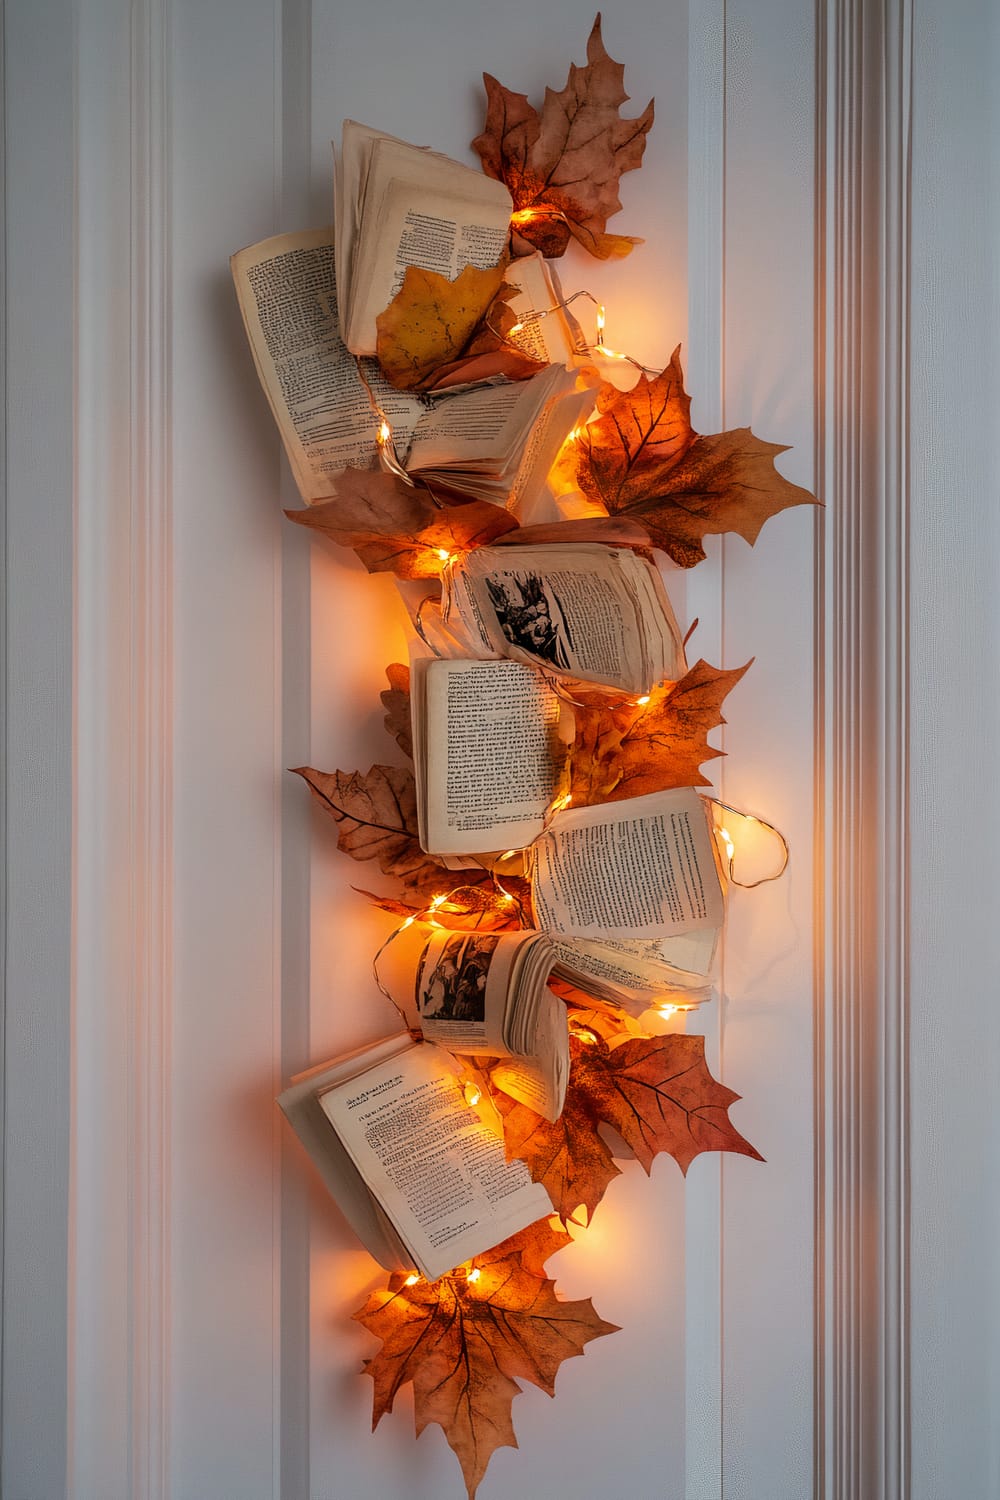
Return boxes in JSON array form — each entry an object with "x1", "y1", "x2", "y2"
[{"x1": 230, "y1": 228, "x2": 422, "y2": 501}]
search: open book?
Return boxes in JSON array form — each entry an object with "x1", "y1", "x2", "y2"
[
  {"x1": 278, "y1": 1032, "x2": 550, "y2": 1281},
  {"x1": 334, "y1": 120, "x2": 514, "y2": 356},
  {"x1": 230, "y1": 229, "x2": 591, "y2": 508},
  {"x1": 441, "y1": 542, "x2": 686, "y2": 693},
  {"x1": 381, "y1": 924, "x2": 571, "y2": 1121},
  {"x1": 411, "y1": 658, "x2": 564, "y2": 856}
]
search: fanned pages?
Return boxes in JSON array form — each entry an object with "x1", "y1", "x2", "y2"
[
  {"x1": 442, "y1": 542, "x2": 686, "y2": 692},
  {"x1": 531, "y1": 788, "x2": 726, "y2": 941},
  {"x1": 279, "y1": 1032, "x2": 550, "y2": 1281},
  {"x1": 230, "y1": 229, "x2": 424, "y2": 501},
  {"x1": 231, "y1": 230, "x2": 592, "y2": 509},
  {"x1": 380, "y1": 924, "x2": 571, "y2": 1121},
  {"x1": 335, "y1": 121, "x2": 514, "y2": 355}
]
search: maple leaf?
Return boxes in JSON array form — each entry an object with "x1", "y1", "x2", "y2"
[
  {"x1": 357, "y1": 877, "x2": 531, "y2": 933},
  {"x1": 292, "y1": 763, "x2": 451, "y2": 899},
  {"x1": 564, "y1": 347, "x2": 817, "y2": 565},
  {"x1": 285, "y1": 468, "x2": 519, "y2": 579},
  {"x1": 401, "y1": 277, "x2": 548, "y2": 390},
  {"x1": 560, "y1": 657, "x2": 751, "y2": 805},
  {"x1": 380, "y1": 663, "x2": 412, "y2": 760},
  {"x1": 354, "y1": 1217, "x2": 617, "y2": 1498},
  {"x1": 472, "y1": 14, "x2": 654, "y2": 260},
  {"x1": 500, "y1": 1029, "x2": 762, "y2": 1221},
  {"x1": 375, "y1": 261, "x2": 508, "y2": 392}
]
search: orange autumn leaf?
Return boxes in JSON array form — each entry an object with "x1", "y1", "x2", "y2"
[
  {"x1": 354, "y1": 1217, "x2": 617, "y2": 1499},
  {"x1": 564, "y1": 346, "x2": 817, "y2": 564},
  {"x1": 375, "y1": 261, "x2": 512, "y2": 391},
  {"x1": 499, "y1": 1028, "x2": 762, "y2": 1222},
  {"x1": 472, "y1": 14, "x2": 654, "y2": 260},
  {"x1": 494, "y1": 1076, "x2": 621, "y2": 1225},
  {"x1": 285, "y1": 468, "x2": 519, "y2": 578},
  {"x1": 380, "y1": 663, "x2": 412, "y2": 760},
  {"x1": 292, "y1": 763, "x2": 454, "y2": 900},
  {"x1": 561, "y1": 657, "x2": 752, "y2": 805},
  {"x1": 419, "y1": 282, "x2": 548, "y2": 392}
]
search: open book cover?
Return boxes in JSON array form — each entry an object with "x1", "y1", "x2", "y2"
[
  {"x1": 334, "y1": 120, "x2": 513, "y2": 356},
  {"x1": 278, "y1": 1031, "x2": 550, "y2": 1282},
  {"x1": 380, "y1": 923, "x2": 571, "y2": 1121},
  {"x1": 230, "y1": 229, "x2": 591, "y2": 509},
  {"x1": 441, "y1": 542, "x2": 686, "y2": 693}
]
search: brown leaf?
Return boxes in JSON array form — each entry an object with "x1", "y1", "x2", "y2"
[
  {"x1": 494, "y1": 1076, "x2": 621, "y2": 1224},
  {"x1": 286, "y1": 468, "x2": 519, "y2": 578},
  {"x1": 357, "y1": 878, "x2": 531, "y2": 933},
  {"x1": 499, "y1": 1029, "x2": 762, "y2": 1223},
  {"x1": 380, "y1": 663, "x2": 412, "y2": 759},
  {"x1": 561, "y1": 657, "x2": 752, "y2": 804},
  {"x1": 375, "y1": 262, "x2": 509, "y2": 392},
  {"x1": 292, "y1": 763, "x2": 447, "y2": 899},
  {"x1": 493, "y1": 515, "x2": 654, "y2": 552},
  {"x1": 566, "y1": 347, "x2": 817, "y2": 565},
  {"x1": 426, "y1": 283, "x2": 548, "y2": 392},
  {"x1": 472, "y1": 14, "x2": 654, "y2": 261},
  {"x1": 354, "y1": 1219, "x2": 617, "y2": 1498},
  {"x1": 573, "y1": 1030, "x2": 764, "y2": 1174},
  {"x1": 577, "y1": 347, "x2": 693, "y2": 510}
]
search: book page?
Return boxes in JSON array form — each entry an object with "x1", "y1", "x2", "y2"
[
  {"x1": 449, "y1": 544, "x2": 658, "y2": 688},
  {"x1": 420, "y1": 659, "x2": 561, "y2": 854},
  {"x1": 347, "y1": 135, "x2": 512, "y2": 353},
  {"x1": 318, "y1": 1042, "x2": 549, "y2": 1281},
  {"x1": 230, "y1": 229, "x2": 424, "y2": 501},
  {"x1": 407, "y1": 381, "x2": 526, "y2": 468},
  {"x1": 532, "y1": 789, "x2": 726, "y2": 940},
  {"x1": 502, "y1": 255, "x2": 588, "y2": 366},
  {"x1": 414, "y1": 930, "x2": 512, "y2": 1053}
]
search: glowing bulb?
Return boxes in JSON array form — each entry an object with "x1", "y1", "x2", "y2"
[
  {"x1": 463, "y1": 1081, "x2": 483, "y2": 1108},
  {"x1": 658, "y1": 1004, "x2": 678, "y2": 1019},
  {"x1": 718, "y1": 827, "x2": 735, "y2": 864},
  {"x1": 400, "y1": 915, "x2": 416, "y2": 931},
  {"x1": 636, "y1": 694, "x2": 651, "y2": 706},
  {"x1": 377, "y1": 420, "x2": 391, "y2": 446},
  {"x1": 436, "y1": 548, "x2": 451, "y2": 563},
  {"x1": 498, "y1": 891, "x2": 516, "y2": 907},
  {"x1": 596, "y1": 305, "x2": 606, "y2": 336},
  {"x1": 509, "y1": 321, "x2": 524, "y2": 335},
  {"x1": 568, "y1": 426, "x2": 583, "y2": 442},
  {"x1": 573, "y1": 1027, "x2": 597, "y2": 1046},
  {"x1": 428, "y1": 894, "x2": 446, "y2": 911},
  {"x1": 404, "y1": 1273, "x2": 420, "y2": 1286},
  {"x1": 467, "y1": 1267, "x2": 481, "y2": 1284},
  {"x1": 511, "y1": 209, "x2": 536, "y2": 224}
]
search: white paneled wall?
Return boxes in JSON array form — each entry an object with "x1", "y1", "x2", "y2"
[{"x1": 4, "y1": 1, "x2": 998, "y2": 1498}]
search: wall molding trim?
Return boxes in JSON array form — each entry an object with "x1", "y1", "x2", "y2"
[
  {"x1": 70, "y1": 1, "x2": 173, "y2": 1496},
  {"x1": 816, "y1": 0, "x2": 912, "y2": 1495}
]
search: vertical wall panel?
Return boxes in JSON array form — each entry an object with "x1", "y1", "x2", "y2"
[{"x1": 907, "y1": 1, "x2": 1000, "y2": 1495}]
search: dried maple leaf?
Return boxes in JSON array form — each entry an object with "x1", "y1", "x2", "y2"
[
  {"x1": 494, "y1": 1077, "x2": 621, "y2": 1225},
  {"x1": 500, "y1": 1029, "x2": 762, "y2": 1221},
  {"x1": 564, "y1": 347, "x2": 817, "y2": 565},
  {"x1": 358, "y1": 878, "x2": 531, "y2": 933},
  {"x1": 380, "y1": 663, "x2": 412, "y2": 760},
  {"x1": 354, "y1": 1217, "x2": 617, "y2": 1499},
  {"x1": 285, "y1": 468, "x2": 519, "y2": 579},
  {"x1": 407, "y1": 279, "x2": 548, "y2": 390},
  {"x1": 472, "y1": 14, "x2": 654, "y2": 260},
  {"x1": 292, "y1": 763, "x2": 449, "y2": 899},
  {"x1": 375, "y1": 261, "x2": 509, "y2": 391},
  {"x1": 560, "y1": 657, "x2": 751, "y2": 805}
]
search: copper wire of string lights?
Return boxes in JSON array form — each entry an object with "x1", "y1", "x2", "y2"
[{"x1": 710, "y1": 799, "x2": 790, "y2": 889}]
